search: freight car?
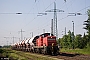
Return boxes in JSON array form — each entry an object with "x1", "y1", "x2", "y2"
[{"x1": 12, "y1": 33, "x2": 59, "y2": 55}]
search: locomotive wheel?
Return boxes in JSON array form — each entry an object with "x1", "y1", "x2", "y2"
[
  {"x1": 36, "y1": 48, "x2": 38, "y2": 53},
  {"x1": 37, "y1": 48, "x2": 41, "y2": 53},
  {"x1": 41, "y1": 49, "x2": 43, "y2": 54},
  {"x1": 44, "y1": 51, "x2": 47, "y2": 55},
  {"x1": 39, "y1": 48, "x2": 42, "y2": 54},
  {"x1": 34, "y1": 48, "x2": 37, "y2": 53},
  {"x1": 43, "y1": 46, "x2": 47, "y2": 55}
]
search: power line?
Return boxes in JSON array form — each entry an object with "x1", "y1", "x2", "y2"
[
  {"x1": 30, "y1": 5, "x2": 90, "y2": 37},
  {"x1": 25, "y1": 2, "x2": 90, "y2": 38},
  {"x1": 27, "y1": 0, "x2": 73, "y2": 35},
  {"x1": 27, "y1": 1, "x2": 89, "y2": 35},
  {"x1": 22, "y1": 0, "x2": 56, "y2": 29},
  {"x1": 2, "y1": 1, "x2": 89, "y2": 37}
]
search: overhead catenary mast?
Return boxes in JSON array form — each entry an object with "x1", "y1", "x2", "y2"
[
  {"x1": 4, "y1": 36, "x2": 18, "y2": 45},
  {"x1": 46, "y1": 2, "x2": 64, "y2": 40},
  {"x1": 19, "y1": 29, "x2": 25, "y2": 41}
]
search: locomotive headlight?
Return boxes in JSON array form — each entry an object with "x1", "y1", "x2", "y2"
[
  {"x1": 58, "y1": 45, "x2": 60, "y2": 48},
  {"x1": 51, "y1": 37, "x2": 52, "y2": 38}
]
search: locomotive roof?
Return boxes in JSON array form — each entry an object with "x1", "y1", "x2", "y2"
[
  {"x1": 40, "y1": 33, "x2": 54, "y2": 36},
  {"x1": 28, "y1": 35, "x2": 39, "y2": 43}
]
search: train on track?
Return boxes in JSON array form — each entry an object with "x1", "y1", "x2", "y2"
[{"x1": 12, "y1": 33, "x2": 59, "y2": 55}]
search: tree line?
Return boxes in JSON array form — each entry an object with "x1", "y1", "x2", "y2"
[{"x1": 57, "y1": 9, "x2": 90, "y2": 49}]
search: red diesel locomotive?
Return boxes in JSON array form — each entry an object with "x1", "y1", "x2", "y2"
[{"x1": 12, "y1": 33, "x2": 59, "y2": 55}]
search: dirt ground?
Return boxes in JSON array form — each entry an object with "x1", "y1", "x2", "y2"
[{"x1": 51, "y1": 52, "x2": 90, "y2": 60}]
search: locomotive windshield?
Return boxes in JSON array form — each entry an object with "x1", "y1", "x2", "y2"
[
  {"x1": 48, "y1": 36, "x2": 56, "y2": 40},
  {"x1": 40, "y1": 33, "x2": 54, "y2": 37},
  {"x1": 48, "y1": 37, "x2": 56, "y2": 40}
]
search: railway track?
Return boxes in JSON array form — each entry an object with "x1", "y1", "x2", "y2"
[
  {"x1": 28, "y1": 52, "x2": 90, "y2": 60},
  {"x1": 15, "y1": 51, "x2": 62, "y2": 60},
  {"x1": 15, "y1": 52, "x2": 34, "y2": 60},
  {"x1": 14, "y1": 49, "x2": 90, "y2": 60}
]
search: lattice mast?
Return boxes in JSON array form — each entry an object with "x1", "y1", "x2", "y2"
[{"x1": 46, "y1": 2, "x2": 64, "y2": 40}]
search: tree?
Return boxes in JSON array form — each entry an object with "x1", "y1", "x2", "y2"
[
  {"x1": 82, "y1": 33, "x2": 88, "y2": 48},
  {"x1": 83, "y1": 9, "x2": 90, "y2": 48},
  {"x1": 67, "y1": 30, "x2": 72, "y2": 48},
  {"x1": 84, "y1": 9, "x2": 90, "y2": 40},
  {"x1": 57, "y1": 38, "x2": 63, "y2": 48},
  {"x1": 71, "y1": 32, "x2": 75, "y2": 49},
  {"x1": 63, "y1": 35, "x2": 68, "y2": 48},
  {"x1": 75, "y1": 34, "x2": 82, "y2": 48},
  {"x1": 57, "y1": 38, "x2": 60, "y2": 46}
]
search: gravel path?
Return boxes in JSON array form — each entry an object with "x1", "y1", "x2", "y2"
[{"x1": 51, "y1": 53, "x2": 90, "y2": 60}]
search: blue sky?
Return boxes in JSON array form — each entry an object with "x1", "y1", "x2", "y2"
[{"x1": 0, "y1": 0, "x2": 90, "y2": 46}]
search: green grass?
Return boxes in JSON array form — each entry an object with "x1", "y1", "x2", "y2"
[
  {"x1": 60, "y1": 48, "x2": 90, "y2": 55},
  {"x1": 15, "y1": 51, "x2": 55, "y2": 60},
  {"x1": 0, "y1": 48, "x2": 27, "y2": 60},
  {"x1": 0, "y1": 48, "x2": 56, "y2": 60},
  {"x1": 9, "y1": 53, "x2": 27, "y2": 60}
]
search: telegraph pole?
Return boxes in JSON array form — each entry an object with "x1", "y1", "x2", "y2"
[
  {"x1": 6, "y1": 40, "x2": 8, "y2": 48},
  {"x1": 31, "y1": 32, "x2": 33, "y2": 37},
  {"x1": 4, "y1": 37, "x2": 18, "y2": 44},
  {"x1": 72, "y1": 21, "x2": 74, "y2": 37},
  {"x1": 65, "y1": 27, "x2": 66, "y2": 35},
  {"x1": 72, "y1": 21, "x2": 74, "y2": 41},
  {"x1": 30, "y1": 32, "x2": 33, "y2": 37},
  {"x1": 19, "y1": 29, "x2": 25, "y2": 41},
  {"x1": 72, "y1": 21, "x2": 74, "y2": 49},
  {"x1": 62, "y1": 27, "x2": 66, "y2": 35},
  {"x1": 43, "y1": 29, "x2": 45, "y2": 33},
  {"x1": 46, "y1": 2, "x2": 64, "y2": 40},
  {"x1": 4, "y1": 37, "x2": 9, "y2": 46},
  {"x1": 51, "y1": 19, "x2": 53, "y2": 35},
  {"x1": 65, "y1": 27, "x2": 66, "y2": 43},
  {"x1": 12, "y1": 37, "x2": 17, "y2": 44}
]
